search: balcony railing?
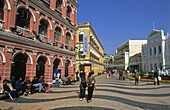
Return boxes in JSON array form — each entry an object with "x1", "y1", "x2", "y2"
[
  {"x1": 38, "y1": 34, "x2": 45, "y2": 42},
  {"x1": 114, "y1": 53, "x2": 124, "y2": 59},
  {"x1": 53, "y1": 41, "x2": 64, "y2": 48},
  {"x1": 89, "y1": 42, "x2": 104, "y2": 57},
  {"x1": 66, "y1": 16, "x2": 71, "y2": 23},
  {"x1": 47, "y1": 38, "x2": 52, "y2": 44},
  {"x1": 16, "y1": 26, "x2": 34, "y2": 39},
  {"x1": 65, "y1": 44, "x2": 71, "y2": 50},
  {"x1": 55, "y1": 8, "x2": 62, "y2": 15},
  {"x1": 38, "y1": 34, "x2": 51, "y2": 45}
]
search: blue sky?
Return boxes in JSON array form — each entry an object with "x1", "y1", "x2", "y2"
[{"x1": 77, "y1": 0, "x2": 170, "y2": 55}]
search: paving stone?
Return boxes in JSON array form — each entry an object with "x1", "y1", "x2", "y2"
[{"x1": 0, "y1": 74, "x2": 170, "y2": 110}]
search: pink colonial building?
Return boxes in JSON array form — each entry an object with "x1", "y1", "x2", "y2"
[{"x1": 0, "y1": 0, "x2": 78, "y2": 84}]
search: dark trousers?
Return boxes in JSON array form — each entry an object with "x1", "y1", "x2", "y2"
[
  {"x1": 154, "y1": 77, "x2": 160, "y2": 85},
  {"x1": 119, "y1": 75, "x2": 122, "y2": 80},
  {"x1": 79, "y1": 83, "x2": 86, "y2": 98},
  {"x1": 16, "y1": 86, "x2": 26, "y2": 94},
  {"x1": 87, "y1": 85, "x2": 94, "y2": 101},
  {"x1": 5, "y1": 90, "x2": 17, "y2": 99},
  {"x1": 135, "y1": 78, "x2": 139, "y2": 85}
]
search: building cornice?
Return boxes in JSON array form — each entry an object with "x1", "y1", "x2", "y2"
[
  {"x1": 0, "y1": 31, "x2": 77, "y2": 56},
  {"x1": 69, "y1": 0, "x2": 79, "y2": 7}
]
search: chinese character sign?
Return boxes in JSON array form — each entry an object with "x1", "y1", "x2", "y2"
[{"x1": 83, "y1": 34, "x2": 88, "y2": 55}]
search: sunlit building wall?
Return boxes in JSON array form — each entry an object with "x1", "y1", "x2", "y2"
[{"x1": 76, "y1": 22, "x2": 104, "y2": 75}]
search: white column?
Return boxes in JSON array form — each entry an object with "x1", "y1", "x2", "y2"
[{"x1": 162, "y1": 38, "x2": 166, "y2": 70}]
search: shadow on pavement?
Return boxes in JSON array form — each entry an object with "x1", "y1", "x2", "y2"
[
  {"x1": 94, "y1": 95, "x2": 170, "y2": 110},
  {"x1": 46, "y1": 90, "x2": 79, "y2": 94},
  {"x1": 51, "y1": 106, "x2": 114, "y2": 110},
  {"x1": 96, "y1": 84, "x2": 170, "y2": 90},
  {"x1": 105, "y1": 82, "x2": 151, "y2": 86},
  {"x1": 4, "y1": 94, "x2": 170, "y2": 110},
  {"x1": 96, "y1": 88, "x2": 170, "y2": 97}
]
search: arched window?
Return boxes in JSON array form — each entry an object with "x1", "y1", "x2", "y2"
[
  {"x1": 39, "y1": 20, "x2": 48, "y2": 36},
  {"x1": 79, "y1": 34, "x2": 83, "y2": 42},
  {"x1": 54, "y1": 27, "x2": 61, "y2": 41},
  {"x1": 16, "y1": 8, "x2": 31, "y2": 29},
  {"x1": 150, "y1": 48, "x2": 152, "y2": 56},
  {"x1": 0, "y1": 0, "x2": 4, "y2": 20},
  {"x1": 154, "y1": 47, "x2": 156, "y2": 55},
  {"x1": 159, "y1": 45, "x2": 161, "y2": 54},
  {"x1": 66, "y1": 32, "x2": 70, "y2": 45},
  {"x1": 56, "y1": 0, "x2": 62, "y2": 11},
  {"x1": 150, "y1": 64, "x2": 153, "y2": 71},
  {"x1": 66, "y1": 6, "x2": 71, "y2": 18}
]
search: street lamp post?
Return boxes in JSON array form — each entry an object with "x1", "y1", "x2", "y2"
[
  {"x1": 79, "y1": 43, "x2": 81, "y2": 72},
  {"x1": 93, "y1": 54, "x2": 94, "y2": 70}
]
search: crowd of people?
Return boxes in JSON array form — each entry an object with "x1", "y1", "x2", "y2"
[
  {"x1": 105, "y1": 69, "x2": 161, "y2": 86},
  {"x1": 0, "y1": 75, "x2": 51, "y2": 100}
]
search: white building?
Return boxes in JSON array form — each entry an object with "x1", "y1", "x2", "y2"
[
  {"x1": 165, "y1": 34, "x2": 170, "y2": 72},
  {"x1": 114, "y1": 40, "x2": 147, "y2": 70},
  {"x1": 142, "y1": 29, "x2": 170, "y2": 72}
]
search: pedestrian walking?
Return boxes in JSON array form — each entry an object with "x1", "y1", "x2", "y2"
[
  {"x1": 119, "y1": 70, "x2": 123, "y2": 80},
  {"x1": 79, "y1": 72, "x2": 87, "y2": 101},
  {"x1": 135, "y1": 70, "x2": 139, "y2": 85},
  {"x1": 110, "y1": 70, "x2": 113, "y2": 79},
  {"x1": 154, "y1": 70, "x2": 160, "y2": 85},
  {"x1": 87, "y1": 71, "x2": 96, "y2": 103},
  {"x1": 106, "y1": 70, "x2": 110, "y2": 78},
  {"x1": 122, "y1": 70, "x2": 126, "y2": 80},
  {"x1": 76, "y1": 71, "x2": 79, "y2": 82}
]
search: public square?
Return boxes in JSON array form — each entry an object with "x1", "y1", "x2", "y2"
[{"x1": 0, "y1": 74, "x2": 170, "y2": 110}]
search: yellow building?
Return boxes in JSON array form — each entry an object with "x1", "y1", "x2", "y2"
[{"x1": 76, "y1": 22, "x2": 104, "y2": 75}]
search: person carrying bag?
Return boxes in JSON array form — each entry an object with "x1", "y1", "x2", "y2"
[{"x1": 87, "y1": 71, "x2": 96, "y2": 103}]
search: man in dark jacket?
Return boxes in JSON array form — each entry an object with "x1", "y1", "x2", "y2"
[
  {"x1": 79, "y1": 72, "x2": 86, "y2": 101},
  {"x1": 23, "y1": 77, "x2": 32, "y2": 94},
  {"x1": 154, "y1": 70, "x2": 160, "y2": 85},
  {"x1": 15, "y1": 77, "x2": 26, "y2": 95},
  {"x1": 135, "y1": 70, "x2": 139, "y2": 85},
  {"x1": 1, "y1": 79, "x2": 17, "y2": 100}
]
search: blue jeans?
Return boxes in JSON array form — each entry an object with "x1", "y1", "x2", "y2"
[
  {"x1": 33, "y1": 83, "x2": 43, "y2": 92},
  {"x1": 55, "y1": 79, "x2": 60, "y2": 87}
]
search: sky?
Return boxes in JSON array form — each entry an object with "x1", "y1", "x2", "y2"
[{"x1": 77, "y1": 0, "x2": 170, "y2": 55}]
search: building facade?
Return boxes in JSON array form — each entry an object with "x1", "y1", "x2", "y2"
[
  {"x1": 165, "y1": 35, "x2": 170, "y2": 72},
  {"x1": 76, "y1": 22, "x2": 104, "y2": 75},
  {"x1": 129, "y1": 53, "x2": 142, "y2": 72},
  {"x1": 114, "y1": 40, "x2": 147, "y2": 70},
  {"x1": 142, "y1": 30, "x2": 170, "y2": 72},
  {"x1": 0, "y1": 0, "x2": 78, "y2": 84},
  {"x1": 104, "y1": 54, "x2": 113, "y2": 70}
]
